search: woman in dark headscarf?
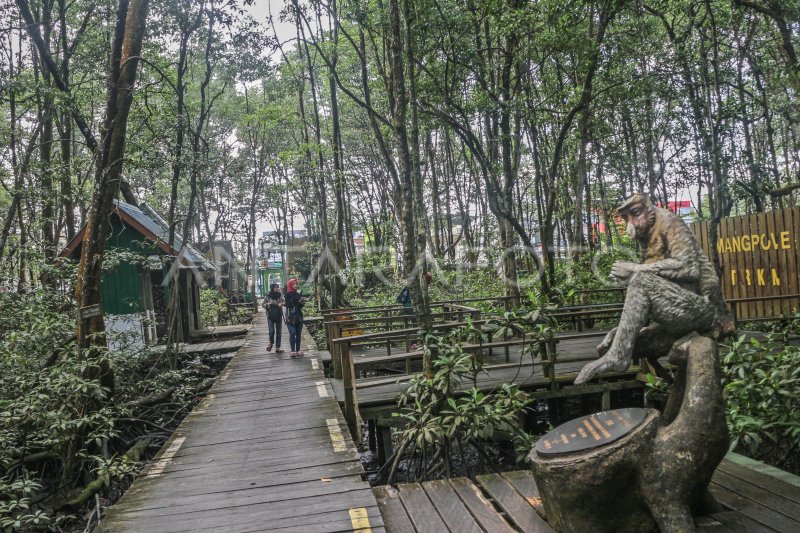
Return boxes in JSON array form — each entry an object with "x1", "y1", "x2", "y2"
[
  {"x1": 284, "y1": 278, "x2": 306, "y2": 357},
  {"x1": 262, "y1": 283, "x2": 284, "y2": 353}
]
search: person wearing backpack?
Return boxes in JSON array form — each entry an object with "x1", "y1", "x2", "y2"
[
  {"x1": 262, "y1": 283, "x2": 285, "y2": 353},
  {"x1": 395, "y1": 272, "x2": 432, "y2": 350},
  {"x1": 395, "y1": 272, "x2": 432, "y2": 327},
  {"x1": 284, "y1": 278, "x2": 306, "y2": 357}
]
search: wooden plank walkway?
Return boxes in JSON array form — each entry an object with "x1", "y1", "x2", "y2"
[
  {"x1": 191, "y1": 323, "x2": 254, "y2": 340},
  {"x1": 100, "y1": 312, "x2": 383, "y2": 532},
  {"x1": 374, "y1": 454, "x2": 800, "y2": 532},
  {"x1": 150, "y1": 338, "x2": 247, "y2": 357},
  {"x1": 331, "y1": 332, "x2": 646, "y2": 419}
]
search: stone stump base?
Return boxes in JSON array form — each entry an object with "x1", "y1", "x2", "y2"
[{"x1": 529, "y1": 334, "x2": 729, "y2": 533}]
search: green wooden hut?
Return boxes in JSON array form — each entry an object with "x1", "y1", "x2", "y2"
[{"x1": 60, "y1": 201, "x2": 215, "y2": 344}]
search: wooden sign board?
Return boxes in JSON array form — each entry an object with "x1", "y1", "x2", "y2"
[
  {"x1": 691, "y1": 206, "x2": 800, "y2": 320},
  {"x1": 535, "y1": 408, "x2": 650, "y2": 456},
  {"x1": 80, "y1": 304, "x2": 102, "y2": 320}
]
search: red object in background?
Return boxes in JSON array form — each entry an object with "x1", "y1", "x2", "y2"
[
  {"x1": 664, "y1": 200, "x2": 692, "y2": 213},
  {"x1": 590, "y1": 200, "x2": 693, "y2": 235}
]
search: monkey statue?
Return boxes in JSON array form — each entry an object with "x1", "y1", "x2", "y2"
[{"x1": 575, "y1": 193, "x2": 735, "y2": 385}]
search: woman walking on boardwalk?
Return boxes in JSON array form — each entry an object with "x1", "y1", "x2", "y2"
[
  {"x1": 284, "y1": 278, "x2": 306, "y2": 357},
  {"x1": 263, "y1": 283, "x2": 284, "y2": 353}
]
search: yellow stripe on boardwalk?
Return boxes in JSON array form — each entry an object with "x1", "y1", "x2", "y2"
[
  {"x1": 192, "y1": 393, "x2": 215, "y2": 416},
  {"x1": 349, "y1": 507, "x2": 371, "y2": 532},
  {"x1": 146, "y1": 436, "x2": 186, "y2": 477},
  {"x1": 326, "y1": 418, "x2": 348, "y2": 452}
]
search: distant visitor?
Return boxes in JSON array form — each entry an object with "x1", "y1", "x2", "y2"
[
  {"x1": 284, "y1": 278, "x2": 307, "y2": 357},
  {"x1": 262, "y1": 283, "x2": 284, "y2": 353}
]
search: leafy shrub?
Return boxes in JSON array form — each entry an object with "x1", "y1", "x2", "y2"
[
  {"x1": 0, "y1": 283, "x2": 232, "y2": 530},
  {"x1": 199, "y1": 288, "x2": 253, "y2": 326},
  {"x1": 380, "y1": 314, "x2": 553, "y2": 483},
  {"x1": 722, "y1": 332, "x2": 800, "y2": 471},
  {"x1": 199, "y1": 288, "x2": 230, "y2": 325}
]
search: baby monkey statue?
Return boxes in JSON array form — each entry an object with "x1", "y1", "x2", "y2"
[{"x1": 575, "y1": 193, "x2": 735, "y2": 385}]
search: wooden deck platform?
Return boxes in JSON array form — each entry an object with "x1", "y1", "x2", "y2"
[
  {"x1": 332, "y1": 331, "x2": 646, "y2": 419},
  {"x1": 375, "y1": 454, "x2": 800, "y2": 532},
  {"x1": 150, "y1": 338, "x2": 247, "y2": 357},
  {"x1": 99, "y1": 312, "x2": 383, "y2": 532},
  {"x1": 190, "y1": 323, "x2": 253, "y2": 340}
]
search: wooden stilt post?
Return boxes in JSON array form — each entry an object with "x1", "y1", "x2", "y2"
[
  {"x1": 368, "y1": 419, "x2": 377, "y2": 453},
  {"x1": 341, "y1": 341, "x2": 361, "y2": 441},
  {"x1": 377, "y1": 425, "x2": 394, "y2": 465}
]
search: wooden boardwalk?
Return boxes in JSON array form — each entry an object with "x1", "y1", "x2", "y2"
[
  {"x1": 375, "y1": 454, "x2": 800, "y2": 532},
  {"x1": 100, "y1": 312, "x2": 383, "y2": 532},
  {"x1": 375, "y1": 471, "x2": 550, "y2": 532},
  {"x1": 332, "y1": 330, "x2": 791, "y2": 421},
  {"x1": 191, "y1": 323, "x2": 254, "y2": 340},
  {"x1": 150, "y1": 338, "x2": 247, "y2": 357},
  {"x1": 331, "y1": 331, "x2": 645, "y2": 419}
]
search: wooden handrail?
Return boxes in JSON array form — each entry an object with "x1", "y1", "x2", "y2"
[
  {"x1": 575, "y1": 288, "x2": 625, "y2": 294},
  {"x1": 323, "y1": 295, "x2": 523, "y2": 316},
  {"x1": 324, "y1": 310, "x2": 477, "y2": 328},
  {"x1": 331, "y1": 319, "x2": 489, "y2": 344},
  {"x1": 352, "y1": 346, "x2": 614, "y2": 391},
  {"x1": 330, "y1": 319, "x2": 487, "y2": 379},
  {"x1": 351, "y1": 338, "x2": 536, "y2": 369},
  {"x1": 325, "y1": 305, "x2": 481, "y2": 362},
  {"x1": 322, "y1": 303, "x2": 451, "y2": 317},
  {"x1": 727, "y1": 294, "x2": 800, "y2": 303}
]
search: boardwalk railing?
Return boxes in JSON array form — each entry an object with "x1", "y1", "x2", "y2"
[
  {"x1": 323, "y1": 303, "x2": 482, "y2": 378},
  {"x1": 332, "y1": 303, "x2": 641, "y2": 438},
  {"x1": 321, "y1": 291, "x2": 620, "y2": 369},
  {"x1": 332, "y1": 319, "x2": 519, "y2": 436}
]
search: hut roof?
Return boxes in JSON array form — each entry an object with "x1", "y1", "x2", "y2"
[{"x1": 61, "y1": 201, "x2": 215, "y2": 271}]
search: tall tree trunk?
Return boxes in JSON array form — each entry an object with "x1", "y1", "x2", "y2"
[
  {"x1": 389, "y1": 0, "x2": 430, "y2": 373},
  {"x1": 404, "y1": 0, "x2": 432, "y2": 333},
  {"x1": 57, "y1": 0, "x2": 76, "y2": 240},
  {"x1": 37, "y1": 0, "x2": 57, "y2": 264},
  {"x1": 75, "y1": 0, "x2": 151, "y2": 395},
  {"x1": 327, "y1": 0, "x2": 347, "y2": 307},
  {"x1": 537, "y1": 2, "x2": 617, "y2": 294},
  {"x1": 294, "y1": 8, "x2": 336, "y2": 308},
  {"x1": 167, "y1": 5, "x2": 202, "y2": 247}
]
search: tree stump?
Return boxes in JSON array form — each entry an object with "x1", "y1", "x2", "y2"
[{"x1": 529, "y1": 334, "x2": 729, "y2": 532}]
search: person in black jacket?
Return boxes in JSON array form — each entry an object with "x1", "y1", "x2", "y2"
[
  {"x1": 262, "y1": 283, "x2": 285, "y2": 353},
  {"x1": 284, "y1": 278, "x2": 306, "y2": 357}
]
